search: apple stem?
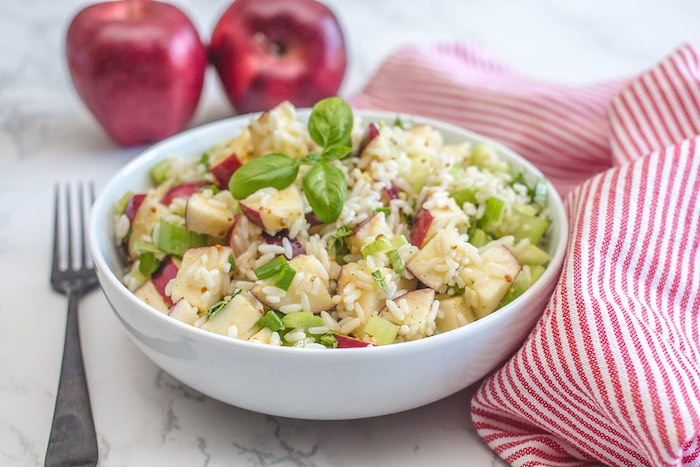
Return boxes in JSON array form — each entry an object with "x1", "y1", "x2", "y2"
[{"x1": 127, "y1": 0, "x2": 147, "y2": 19}]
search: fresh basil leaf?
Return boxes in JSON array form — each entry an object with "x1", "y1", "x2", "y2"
[
  {"x1": 299, "y1": 152, "x2": 322, "y2": 165},
  {"x1": 302, "y1": 163, "x2": 346, "y2": 224},
  {"x1": 307, "y1": 97, "x2": 354, "y2": 148},
  {"x1": 321, "y1": 145, "x2": 352, "y2": 162},
  {"x1": 228, "y1": 153, "x2": 299, "y2": 200}
]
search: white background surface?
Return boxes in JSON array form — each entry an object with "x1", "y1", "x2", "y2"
[{"x1": 1, "y1": 0, "x2": 696, "y2": 465}]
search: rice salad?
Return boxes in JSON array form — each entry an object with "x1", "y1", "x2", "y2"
[{"x1": 115, "y1": 98, "x2": 552, "y2": 349}]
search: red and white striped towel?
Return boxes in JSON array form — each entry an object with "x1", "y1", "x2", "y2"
[{"x1": 351, "y1": 43, "x2": 700, "y2": 466}]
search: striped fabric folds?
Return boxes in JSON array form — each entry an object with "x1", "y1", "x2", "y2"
[{"x1": 352, "y1": 43, "x2": 700, "y2": 466}]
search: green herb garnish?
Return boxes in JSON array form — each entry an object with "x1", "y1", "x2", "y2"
[
  {"x1": 228, "y1": 254, "x2": 236, "y2": 272},
  {"x1": 138, "y1": 252, "x2": 161, "y2": 276},
  {"x1": 375, "y1": 207, "x2": 391, "y2": 216},
  {"x1": 207, "y1": 300, "x2": 229, "y2": 320},
  {"x1": 227, "y1": 97, "x2": 354, "y2": 225},
  {"x1": 150, "y1": 160, "x2": 171, "y2": 185},
  {"x1": 116, "y1": 191, "x2": 133, "y2": 215},
  {"x1": 319, "y1": 333, "x2": 338, "y2": 348},
  {"x1": 371, "y1": 270, "x2": 389, "y2": 292}
]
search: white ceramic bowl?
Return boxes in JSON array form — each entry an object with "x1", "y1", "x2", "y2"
[{"x1": 89, "y1": 109, "x2": 568, "y2": 420}]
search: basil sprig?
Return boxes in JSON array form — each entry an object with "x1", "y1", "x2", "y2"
[{"x1": 228, "y1": 97, "x2": 354, "y2": 224}]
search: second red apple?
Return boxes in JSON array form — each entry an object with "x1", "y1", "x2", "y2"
[{"x1": 209, "y1": 0, "x2": 347, "y2": 114}]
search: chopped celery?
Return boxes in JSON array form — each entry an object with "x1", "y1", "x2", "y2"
[
  {"x1": 138, "y1": 252, "x2": 161, "y2": 276},
  {"x1": 361, "y1": 236, "x2": 391, "y2": 257},
  {"x1": 388, "y1": 250, "x2": 404, "y2": 274},
  {"x1": 530, "y1": 264, "x2": 546, "y2": 283},
  {"x1": 508, "y1": 211, "x2": 550, "y2": 245},
  {"x1": 364, "y1": 315, "x2": 399, "y2": 345},
  {"x1": 155, "y1": 220, "x2": 208, "y2": 256},
  {"x1": 116, "y1": 191, "x2": 133, "y2": 215},
  {"x1": 150, "y1": 160, "x2": 171, "y2": 185},
  {"x1": 131, "y1": 240, "x2": 162, "y2": 255},
  {"x1": 282, "y1": 311, "x2": 324, "y2": 330},
  {"x1": 319, "y1": 333, "x2": 338, "y2": 348},
  {"x1": 257, "y1": 310, "x2": 285, "y2": 332},
  {"x1": 513, "y1": 203, "x2": 538, "y2": 217},
  {"x1": 478, "y1": 197, "x2": 506, "y2": 233},
  {"x1": 406, "y1": 158, "x2": 430, "y2": 192},
  {"x1": 471, "y1": 144, "x2": 510, "y2": 173},
  {"x1": 274, "y1": 265, "x2": 296, "y2": 291},
  {"x1": 389, "y1": 235, "x2": 408, "y2": 249},
  {"x1": 533, "y1": 180, "x2": 548, "y2": 208},
  {"x1": 450, "y1": 186, "x2": 478, "y2": 206},
  {"x1": 371, "y1": 270, "x2": 389, "y2": 292},
  {"x1": 499, "y1": 266, "x2": 535, "y2": 307},
  {"x1": 513, "y1": 243, "x2": 551, "y2": 266},
  {"x1": 254, "y1": 256, "x2": 288, "y2": 280},
  {"x1": 468, "y1": 228, "x2": 492, "y2": 248}
]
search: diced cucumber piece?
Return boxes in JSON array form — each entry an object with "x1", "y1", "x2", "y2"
[
  {"x1": 533, "y1": 180, "x2": 548, "y2": 208},
  {"x1": 282, "y1": 311, "x2": 324, "y2": 330},
  {"x1": 468, "y1": 228, "x2": 492, "y2": 248},
  {"x1": 499, "y1": 266, "x2": 534, "y2": 306},
  {"x1": 150, "y1": 160, "x2": 171, "y2": 185},
  {"x1": 513, "y1": 243, "x2": 551, "y2": 266},
  {"x1": 513, "y1": 203, "x2": 538, "y2": 217},
  {"x1": 478, "y1": 197, "x2": 506, "y2": 233},
  {"x1": 257, "y1": 310, "x2": 285, "y2": 332},
  {"x1": 530, "y1": 264, "x2": 545, "y2": 283},
  {"x1": 508, "y1": 211, "x2": 550, "y2": 245},
  {"x1": 116, "y1": 191, "x2": 133, "y2": 215},
  {"x1": 450, "y1": 186, "x2": 478, "y2": 206},
  {"x1": 155, "y1": 219, "x2": 208, "y2": 256},
  {"x1": 471, "y1": 144, "x2": 510, "y2": 173},
  {"x1": 361, "y1": 236, "x2": 391, "y2": 257},
  {"x1": 319, "y1": 333, "x2": 338, "y2": 348},
  {"x1": 363, "y1": 315, "x2": 399, "y2": 345}
]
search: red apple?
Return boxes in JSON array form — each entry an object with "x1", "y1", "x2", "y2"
[
  {"x1": 209, "y1": 0, "x2": 347, "y2": 114},
  {"x1": 151, "y1": 256, "x2": 179, "y2": 307},
  {"x1": 124, "y1": 193, "x2": 146, "y2": 223},
  {"x1": 210, "y1": 153, "x2": 243, "y2": 188},
  {"x1": 334, "y1": 334, "x2": 370, "y2": 348},
  {"x1": 358, "y1": 123, "x2": 380, "y2": 155},
  {"x1": 161, "y1": 182, "x2": 206, "y2": 205},
  {"x1": 66, "y1": 0, "x2": 207, "y2": 146}
]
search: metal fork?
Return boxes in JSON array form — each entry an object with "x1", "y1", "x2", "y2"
[{"x1": 46, "y1": 183, "x2": 99, "y2": 467}]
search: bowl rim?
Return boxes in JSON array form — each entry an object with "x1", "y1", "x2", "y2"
[{"x1": 89, "y1": 108, "x2": 568, "y2": 358}]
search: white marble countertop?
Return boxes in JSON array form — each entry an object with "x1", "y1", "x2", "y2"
[{"x1": 1, "y1": 0, "x2": 696, "y2": 465}]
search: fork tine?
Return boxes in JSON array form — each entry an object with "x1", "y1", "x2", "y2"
[
  {"x1": 65, "y1": 184, "x2": 73, "y2": 270},
  {"x1": 78, "y1": 182, "x2": 87, "y2": 268},
  {"x1": 52, "y1": 184, "x2": 61, "y2": 273}
]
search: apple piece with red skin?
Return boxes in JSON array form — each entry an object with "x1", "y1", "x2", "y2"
[
  {"x1": 379, "y1": 289, "x2": 435, "y2": 339},
  {"x1": 346, "y1": 213, "x2": 393, "y2": 254},
  {"x1": 161, "y1": 182, "x2": 207, "y2": 206},
  {"x1": 239, "y1": 186, "x2": 304, "y2": 234},
  {"x1": 124, "y1": 193, "x2": 146, "y2": 223},
  {"x1": 334, "y1": 334, "x2": 370, "y2": 348},
  {"x1": 381, "y1": 184, "x2": 401, "y2": 206},
  {"x1": 263, "y1": 231, "x2": 305, "y2": 258},
  {"x1": 65, "y1": 0, "x2": 207, "y2": 146},
  {"x1": 134, "y1": 280, "x2": 170, "y2": 314},
  {"x1": 151, "y1": 256, "x2": 179, "y2": 307},
  {"x1": 358, "y1": 123, "x2": 380, "y2": 155},
  {"x1": 305, "y1": 212, "x2": 324, "y2": 227},
  {"x1": 185, "y1": 192, "x2": 235, "y2": 238},
  {"x1": 210, "y1": 153, "x2": 242, "y2": 188},
  {"x1": 209, "y1": 0, "x2": 347, "y2": 114},
  {"x1": 410, "y1": 209, "x2": 434, "y2": 248},
  {"x1": 410, "y1": 197, "x2": 469, "y2": 249}
]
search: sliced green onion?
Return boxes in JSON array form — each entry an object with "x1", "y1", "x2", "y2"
[
  {"x1": 319, "y1": 333, "x2": 338, "y2": 348},
  {"x1": 361, "y1": 236, "x2": 391, "y2": 257},
  {"x1": 138, "y1": 252, "x2": 161, "y2": 276},
  {"x1": 375, "y1": 207, "x2": 391, "y2": 216},
  {"x1": 228, "y1": 254, "x2": 236, "y2": 272},
  {"x1": 207, "y1": 300, "x2": 229, "y2": 320},
  {"x1": 371, "y1": 270, "x2": 389, "y2": 292},
  {"x1": 116, "y1": 191, "x2": 133, "y2": 215},
  {"x1": 257, "y1": 310, "x2": 285, "y2": 332},
  {"x1": 131, "y1": 240, "x2": 162, "y2": 255},
  {"x1": 274, "y1": 265, "x2": 296, "y2": 291},
  {"x1": 387, "y1": 250, "x2": 404, "y2": 274},
  {"x1": 477, "y1": 197, "x2": 506, "y2": 233},
  {"x1": 389, "y1": 235, "x2": 408, "y2": 249},
  {"x1": 392, "y1": 117, "x2": 405, "y2": 129},
  {"x1": 150, "y1": 160, "x2": 171, "y2": 185},
  {"x1": 198, "y1": 151, "x2": 210, "y2": 169},
  {"x1": 155, "y1": 220, "x2": 208, "y2": 257},
  {"x1": 363, "y1": 315, "x2": 399, "y2": 345},
  {"x1": 335, "y1": 224, "x2": 353, "y2": 238},
  {"x1": 254, "y1": 255, "x2": 288, "y2": 280}
]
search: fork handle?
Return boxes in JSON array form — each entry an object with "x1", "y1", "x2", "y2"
[{"x1": 45, "y1": 289, "x2": 98, "y2": 467}]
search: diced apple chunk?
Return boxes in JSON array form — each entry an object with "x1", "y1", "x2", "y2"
[
  {"x1": 461, "y1": 245, "x2": 521, "y2": 319},
  {"x1": 127, "y1": 195, "x2": 168, "y2": 260},
  {"x1": 210, "y1": 153, "x2": 242, "y2": 188},
  {"x1": 135, "y1": 281, "x2": 170, "y2": 314},
  {"x1": 406, "y1": 229, "x2": 477, "y2": 291},
  {"x1": 251, "y1": 255, "x2": 333, "y2": 313},
  {"x1": 435, "y1": 295, "x2": 475, "y2": 333},
  {"x1": 240, "y1": 186, "x2": 304, "y2": 234},
  {"x1": 346, "y1": 214, "x2": 393, "y2": 254},
  {"x1": 411, "y1": 196, "x2": 469, "y2": 248},
  {"x1": 379, "y1": 289, "x2": 436, "y2": 340},
  {"x1": 336, "y1": 262, "x2": 391, "y2": 323},
  {"x1": 248, "y1": 327, "x2": 274, "y2": 344},
  {"x1": 169, "y1": 299, "x2": 199, "y2": 325},
  {"x1": 200, "y1": 291, "x2": 264, "y2": 340},
  {"x1": 170, "y1": 246, "x2": 234, "y2": 311},
  {"x1": 185, "y1": 192, "x2": 235, "y2": 238}
]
